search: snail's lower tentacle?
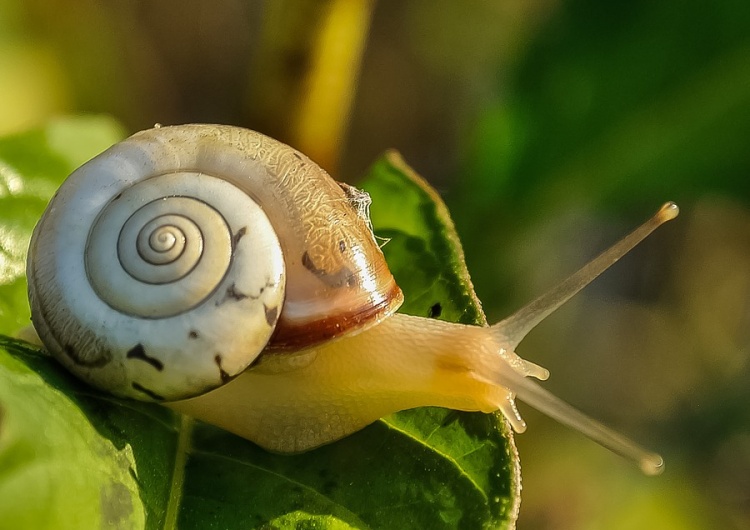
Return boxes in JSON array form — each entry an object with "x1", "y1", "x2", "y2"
[{"x1": 477, "y1": 358, "x2": 664, "y2": 476}]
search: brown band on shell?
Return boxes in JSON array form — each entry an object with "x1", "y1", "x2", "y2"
[{"x1": 267, "y1": 280, "x2": 403, "y2": 351}]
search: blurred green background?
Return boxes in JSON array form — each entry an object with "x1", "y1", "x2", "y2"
[{"x1": 1, "y1": 0, "x2": 749, "y2": 528}]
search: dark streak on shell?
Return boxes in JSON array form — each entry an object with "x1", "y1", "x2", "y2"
[
  {"x1": 301, "y1": 252, "x2": 357, "y2": 288},
  {"x1": 264, "y1": 304, "x2": 279, "y2": 327},
  {"x1": 131, "y1": 382, "x2": 165, "y2": 401},
  {"x1": 226, "y1": 283, "x2": 248, "y2": 301},
  {"x1": 214, "y1": 354, "x2": 232, "y2": 384},
  {"x1": 216, "y1": 283, "x2": 248, "y2": 306},
  {"x1": 126, "y1": 343, "x2": 164, "y2": 371},
  {"x1": 64, "y1": 343, "x2": 111, "y2": 368},
  {"x1": 232, "y1": 226, "x2": 247, "y2": 249},
  {"x1": 188, "y1": 330, "x2": 199, "y2": 339},
  {"x1": 215, "y1": 279, "x2": 278, "y2": 307}
]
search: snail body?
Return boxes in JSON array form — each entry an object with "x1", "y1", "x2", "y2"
[{"x1": 26, "y1": 124, "x2": 677, "y2": 474}]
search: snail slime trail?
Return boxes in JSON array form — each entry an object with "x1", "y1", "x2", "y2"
[{"x1": 26, "y1": 124, "x2": 675, "y2": 475}]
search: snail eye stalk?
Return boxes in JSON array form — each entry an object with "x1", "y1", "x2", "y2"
[
  {"x1": 490, "y1": 202, "x2": 678, "y2": 475},
  {"x1": 495, "y1": 202, "x2": 679, "y2": 349}
]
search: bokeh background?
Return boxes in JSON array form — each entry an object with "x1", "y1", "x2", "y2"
[{"x1": 2, "y1": 1, "x2": 749, "y2": 528}]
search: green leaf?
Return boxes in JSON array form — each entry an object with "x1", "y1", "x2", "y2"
[
  {"x1": 0, "y1": 119, "x2": 519, "y2": 529},
  {"x1": 360, "y1": 150, "x2": 487, "y2": 326},
  {"x1": 0, "y1": 115, "x2": 126, "y2": 335},
  {"x1": 0, "y1": 340, "x2": 145, "y2": 528},
  {"x1": 0, "y1": 337, "x2": 176, "y2": 529}
]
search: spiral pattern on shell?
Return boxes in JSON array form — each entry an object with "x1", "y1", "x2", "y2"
[
  {"x1": 86, "y1": 175, "x2": 240, "y2": 318},
  {"x1": 27, "y1": 136, "x2": 286, "y2": 401}
]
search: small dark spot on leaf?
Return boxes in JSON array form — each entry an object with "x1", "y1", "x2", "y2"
[
  {"x1": 322, "y1": 480, "x2": 338, "y2": 496},
  {"x1": 126, "y1": 343, "x2": 164, "y2": 371},
  {"x1": 428, "y1": 302, "x2": 442, "y2": 319},
  {"x1": 188, "y1": 330, "x2": 199, "y2": 339},
  {"x1": 264, "y1": 305, "x2": 279, "y2": 327},
  {"x1": 131, "y1": 382, "x2": 164, "y2": 401}
]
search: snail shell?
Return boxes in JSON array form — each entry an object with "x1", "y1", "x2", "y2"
[{"x1": 27, "y1": 124, "x2": 402, "y2": 401}]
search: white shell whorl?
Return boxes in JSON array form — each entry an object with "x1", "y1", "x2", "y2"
[{"x1": 27, "y1": 126, "x2": 286, "y2": 401}]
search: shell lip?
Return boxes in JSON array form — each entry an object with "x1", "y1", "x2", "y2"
[{"x1": 266, "y1": 281, "x2": 404, "y2": 352}]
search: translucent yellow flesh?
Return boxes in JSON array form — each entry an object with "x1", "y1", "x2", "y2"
[{"x1": 168, "y1": 314, "x2": 508, "y2": 453}]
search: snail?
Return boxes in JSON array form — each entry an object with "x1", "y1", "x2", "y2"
[{"x1": 26, "y1": 124, "x2": 677, "y2": 475}]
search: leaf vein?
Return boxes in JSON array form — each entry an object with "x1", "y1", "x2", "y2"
[
  {"x1": 163, "y1": 415, "x2": 193, "y2": 529},
  {"x1": 188, "y1": 448, "x2": 373, "y2": 529},
  {"x1": 379, "y1": 418, "x2": 489, "y2": 503}
]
